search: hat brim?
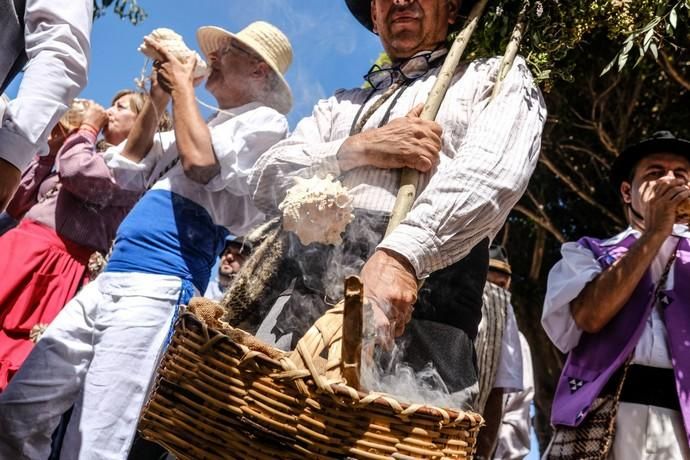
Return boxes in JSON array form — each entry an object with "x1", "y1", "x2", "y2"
[
  {"x1": 489, "y1": 259, "x2": 512, "y2": 275},
  {"x1": 196, "y1": 26, "x2": 292, "y2": 114},
  {"x1": 224, "y1": 236, "x2": 252, "y2": 256},
  {"x1": 611, "y1": 137, "x2": 690, "y2": 187},
  {"x1": 345, "y1": 0, "x2": 476, "y2": 32}
]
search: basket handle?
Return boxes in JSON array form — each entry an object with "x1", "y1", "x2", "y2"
[{"x1": 341, "y1": 276, "x2": 364, "y2": 389}]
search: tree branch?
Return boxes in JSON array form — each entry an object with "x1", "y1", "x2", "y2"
[
  {"x1": 659, "y1": 49, "x2": 690, "y2": 91},
  {"x1": 539, "y1": 154, "x2": 624, "y2": 227},
  {"x1": 559, "y1": 143, "x2": 610, "y2": 166},
  {"x1": 513, "y1": 205, "x2": 565, "y2": 243}
]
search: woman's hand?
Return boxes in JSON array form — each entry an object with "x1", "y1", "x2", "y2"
[{"x1": 81, "y1": 102, "x2": 108, "y2": 132}]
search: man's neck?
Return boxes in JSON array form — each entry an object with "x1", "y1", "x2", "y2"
[
  {"x1": 218, "y1": 275, "x2": 233, "y2": 289},
  {"x1": 389, "y1": 44, "x2": 447, "y2": 64}
]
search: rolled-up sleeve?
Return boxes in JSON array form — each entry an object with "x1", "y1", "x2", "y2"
[
  {"x1": 542, "y1": 242, "x2": 603, "y2": 353},
  {"x1": 0, "y1": 0, "x2": 92, "y2": 171},
  {"x1": 205, "y1": 106, "x2": 288, "y2": 195},
  {"x1": 379, "y1": 57, "x2": 547, "y2": 277},
  {"x1": 103, "y1": 131, "x2": 174, "y2": 192},
  {"x1": 57, "y1": 130, "x2": 140, "y2": 206},
  {"x1": 249, "y1": 94, "x2": 348, "y2": 213}
]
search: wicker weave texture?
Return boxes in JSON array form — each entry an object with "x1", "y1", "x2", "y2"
[{"x1": 139, "y1": 313, "x2": 482, "y2": 459}]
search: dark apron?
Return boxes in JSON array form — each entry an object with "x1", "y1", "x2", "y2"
[{"x1": 254, "y1": 210, "x2": 489, "y2": 395}]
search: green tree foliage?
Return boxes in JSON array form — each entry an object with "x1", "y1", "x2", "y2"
[
  {"x1": 468, "y1": 0, "x2": 688, "y2": 88},
  {"x1": 93, "y1": 0, "x2": 146, "y2": 25}
]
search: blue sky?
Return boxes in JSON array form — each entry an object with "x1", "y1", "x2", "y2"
[{"x1": 8, "y1": 0, "x2": 383, "y2": 128}]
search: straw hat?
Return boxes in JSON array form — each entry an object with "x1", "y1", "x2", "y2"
[
  {"x1": 345, "y1": 0, "x2": 477, "y2": 32},
  {"x1": 197, "y1": 21, "x2": 293, "y2": 114},
  {"x1": 489, "y1": 244, "x2": 512, "y2": 275}
]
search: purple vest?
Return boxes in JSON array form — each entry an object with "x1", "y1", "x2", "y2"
[{"x1": 551, "y1": 235, "x2": 690, "y2": 446}]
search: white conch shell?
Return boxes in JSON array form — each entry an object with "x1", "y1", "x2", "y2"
[
  {"x1": 58, "y1": 98, "x2": 90, "y2": 131},
  {"x1": 138, "y1": 28, "x2": 210, "y2": 79},
  {"x1": 279, "y1": 174, "x2": 354, "y2": 246}
]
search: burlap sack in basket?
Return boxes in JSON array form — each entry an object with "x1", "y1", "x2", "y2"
[{"x1": 138, "y1": 301, "x2": 484, "y2": 459}]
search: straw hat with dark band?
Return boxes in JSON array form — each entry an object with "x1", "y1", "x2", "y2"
[
  {"x1": 345, "y1": 0, "x2": 478, "y2": 32},
  {"x1": 197, "y1": 21, "x2": 293, "y2": 114},
  {"x1": 489, "y1": 244, "x2": 511, "y2": 275}
]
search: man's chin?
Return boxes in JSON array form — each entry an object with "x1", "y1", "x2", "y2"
[{"x1": 385, "y1": 35, "x2": 425, "y2": 58}]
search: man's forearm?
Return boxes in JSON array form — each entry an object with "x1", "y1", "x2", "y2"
[
  {"x1": 171, "y1": 86, "x2": 218, "y2": 183},
  {"x1": 120, "y1": 98, "x2": 168, "y2": 163},
  {"x1": 570, "y1": 231, "x2": 666, "y2": 333},
  {"x1": 0, "y1": 160, "x2": 21, "y2": 211}
]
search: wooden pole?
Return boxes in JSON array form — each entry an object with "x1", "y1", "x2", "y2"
[
  {"x1": 491, "y1": 0, "x2": 529, "y2": 100},
  {"x1": 385, "y1": 0, "x2": 492, "y2": 237},
  {"x1": 341, "y1": 276, "x2": 364, "y2": 389}
]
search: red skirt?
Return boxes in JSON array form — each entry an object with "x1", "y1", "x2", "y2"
[{"x1": 0, "y1": 219, "x2": 92, "y2": 390}]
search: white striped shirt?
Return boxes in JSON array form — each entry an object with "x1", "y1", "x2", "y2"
[{"x1": 250, "y1": 56, "x2": 546, "y2": 278}]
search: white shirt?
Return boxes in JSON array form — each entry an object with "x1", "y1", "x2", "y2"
[
  {"x1": 542, "y1": 225, "x2": 690, "y2": 368},
  {"x1": 494, "y1": 303, "x2": 524, "y2": 392},
  {"x1": 105, "y1": 102, "x2": 288, "y2": 236},
  {"x1": 494, "y1": 333, "x2": 534, "y2": 460},
  {"x1": 204, "y1": 278, "x2": 226, "y2": 302},
  {"x1": 0, "y1": 0, "x2": 92, "y2": 171},
  {"x1": 250, "y1": 56, "x2": 546, "y2": 277}
]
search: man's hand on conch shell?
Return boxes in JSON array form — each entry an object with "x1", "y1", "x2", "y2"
[{"x1": 146, "y1": 37, "x2": 198, "y2": 95}]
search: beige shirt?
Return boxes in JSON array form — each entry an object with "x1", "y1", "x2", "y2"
[{"x1": 250, "y1": 55, "x2": 546, "y2": 277}]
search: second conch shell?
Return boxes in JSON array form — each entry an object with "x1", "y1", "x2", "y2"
[
  {"x1": 279, "y1": 174, "x2": 355, "y2": 246},
  {"x1": 677, "y1": 198, "x2": 690, "y2": 222},
  {"x1": 58, "y1": 98, "x2": 90, "y2": 131},
  {"x1": 138, "y1": 28, "x2": 210, "y2": 79}
]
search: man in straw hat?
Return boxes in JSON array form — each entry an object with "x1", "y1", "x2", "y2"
[
  {"x1": 542, "y1": 131, "x2": 690, "y2": 458},
  {"x1": 0, "y1": 21, "x2": 293, "y2": 459},
  {"x1": 475, "y1": 244, "x2": 533, "y2": 459},
  {"x1": 249, "y1": 0, "x2": 546, "y2": 409}
]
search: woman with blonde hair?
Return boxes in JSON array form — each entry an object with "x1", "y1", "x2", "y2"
[{"x1": 0, "y1": 89, "x2": 171, "y2": 390}]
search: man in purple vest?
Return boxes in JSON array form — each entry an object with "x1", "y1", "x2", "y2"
[{"x1": 542, "y1": 130, "x2": 690, "y2": 458}]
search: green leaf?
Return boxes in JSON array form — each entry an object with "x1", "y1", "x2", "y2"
[
  {"x1": 634, "y1": 45, "x2": 646, "y2": 68},
  {"x1": 650, "y1": 43, "x2": 659, "y2": 60},
  {"x1": 669, "y1": 8, "x2": 678, "y2": 29},
  {"x1": 638, "y1": 17, "x2": 661, "y2": 34},
  {"x1": 622, "y1": 40, "x2": 634, "y2": 55},
  {"x1": 643, "y1": 28, "x2": 655, "y2": 51},
  {"x1": 618, "y1": 51, "x2": 629, "y2": 71},
  {"x1": 601, "y1": 55, "x2": 617, "y2": 76}
]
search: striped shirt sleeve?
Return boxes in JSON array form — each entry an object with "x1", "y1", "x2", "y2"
[{"x1": 379, "y1": 57, "x2": 547, "y2": 277}]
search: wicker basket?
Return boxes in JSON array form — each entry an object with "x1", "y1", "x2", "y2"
[{"x1": 139, "y1": 301, "x2": 483, "y2": 459}]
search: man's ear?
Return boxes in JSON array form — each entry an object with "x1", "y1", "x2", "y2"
[
  {"x1": 252, "y1": 62, "x2": 270, "y2": 79},
  {"x1": 448, "y1": 0, "x2": 460, "y2": 25},
  {"x1": 370, "y1": 0, "x2": 379, "y2": 34},
  {"x1": 620, "y1": 181, "x2": 632, "y2": 204}
]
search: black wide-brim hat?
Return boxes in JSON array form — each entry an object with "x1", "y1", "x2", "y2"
[
  {"x1": 610, "y1": 131, "x2": 690, "y2": 187},
  {"x1": 345, "y1": 0, "x2": 477, "y2": 32}
]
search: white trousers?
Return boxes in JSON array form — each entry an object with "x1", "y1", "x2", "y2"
[
  {"x1": 0, "y1": 272, "x2": 181, "y2": 460},
  {"x1": 609, "y1": 402, "x2": 690, "y2": 460}
]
